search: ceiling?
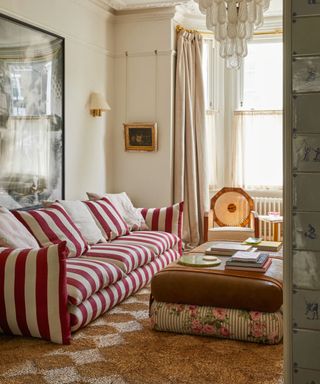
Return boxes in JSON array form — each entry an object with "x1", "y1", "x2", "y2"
[{"x1": 104, "y1": 0, "x2": 282, "y2": 15}]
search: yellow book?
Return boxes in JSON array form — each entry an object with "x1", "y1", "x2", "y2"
[{"x1": 256, "y1": 241, "x2": 282, "y2": 252}]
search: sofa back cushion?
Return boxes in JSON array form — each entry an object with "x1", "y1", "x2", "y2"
[
  {"x1": 87, "y1": 192, "x2": 148, "y2": 231},
  {"x1": 140, "y1": 202, "x2": 184, "y2": 240},
  {"x1": 0, "y1": 242, "x2": 70, "y2": 344},
  {"x1": 0, "y1": 206, "x2": 39, "y2": 249},
  {"x1": 13, "y1": 203, "x2": 89, "y2": 258},
  {"x1": 84, "y1": 197, "x2": 130, "y2": 241},
  {"x1": 57, "y1": 200, "x2": 106, "y2": 244}
]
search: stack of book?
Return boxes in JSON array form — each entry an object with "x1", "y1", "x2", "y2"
[
  {"x1": 205, "y1": 242, "x2": 254, "y2": 256},
  {"x1": 225, "y1": 251, "x2": 271, "y2": 273},
  {"x1": 243, "y1": 238, "x2": 282, "y2": 252}
]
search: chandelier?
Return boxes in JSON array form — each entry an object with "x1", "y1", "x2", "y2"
[{"x1": 195, "y1": 0, "x2": 270, "y2": 69}]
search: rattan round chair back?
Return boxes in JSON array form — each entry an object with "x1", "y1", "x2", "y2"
[{"x1": 211, "y1": 187, "x2": 254, "y2": 228}]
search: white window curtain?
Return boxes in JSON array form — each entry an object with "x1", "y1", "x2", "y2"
[
  {"x1": 231, "y1": 111, "x2": 283, "y2": 190},
  {"x1": 174, "y1": 30, "x2": 209, "y2": 246}
]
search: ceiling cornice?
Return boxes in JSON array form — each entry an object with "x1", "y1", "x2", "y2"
[
  {"x1": 115, "y1": 6, "x2": 176, "y2": 23},
  {"x1": 95, "y1": 0, "x2": 189, "y2": 10}
]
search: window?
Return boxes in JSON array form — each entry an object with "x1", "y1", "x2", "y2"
[
  {"x1": 241, "y1": 40, "x2": 283, "y2": 110},
  {"x1": 236, "y1": 38, "x2": 283, "y2": 190},
  {"x1": 203, "y1": 34, "x2": 283, "y2": 192}
]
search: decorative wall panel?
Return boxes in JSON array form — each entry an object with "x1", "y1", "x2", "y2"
[
  {"x1": 293, "y1": 0, "x2": 320, "y2": 17},
  {"x1": 293, "y1": 329, "x2": 320, "y2": 370},
  {"x1": 293, "y1": 174, "x2": 320, "y2": 211},
  {"x1": 293, "y1": 251, "x2": 320, "y2": 290},
  {"x1": 293, "y1": 213, "x2": 320, "y2": 251},
  {"x1": 293, "y1": 135, "x2": 320, "y2": 171},
  {"x1": 293, "y1": 94, "x2": 320, "y2": 133},
  {"x1": 292, "y1": 17, "x2": 320, "y2": 55},
  {"x1": 293, "y1": 289, "x2": 320, "y2": 330},
  {"x1": 294, "y1": 368, "x2": 320, "y2": 384},
  {"x1": 290, "y1": 2, "x2": 320, "y2": 377},
  {"x1": 293, "y1": 57, "x2": 320, "y2": 93}
]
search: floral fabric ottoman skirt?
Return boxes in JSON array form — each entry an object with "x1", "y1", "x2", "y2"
[{"x1": 150, "y1": 301, "x2": 283, "y2": 344}]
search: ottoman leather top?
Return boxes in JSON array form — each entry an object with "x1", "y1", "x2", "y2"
[{"x1": 151, "y1": 258, "x2": 283, "y2": 313}]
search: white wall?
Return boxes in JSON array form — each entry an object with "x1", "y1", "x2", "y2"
[
  {"x1": 112, "y1": 8, "x2": 176, "y2": 208},
  {"x1": 0, "y1": 0, "x2": 114, "y2": 200}
]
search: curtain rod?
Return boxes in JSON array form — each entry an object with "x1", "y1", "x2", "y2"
[
  {"x1": 176, "y1": 24, "x2": 282, "y2": 37},
  {"x1": 234, "y1": 109, "x2": 283, "y2": 115}
]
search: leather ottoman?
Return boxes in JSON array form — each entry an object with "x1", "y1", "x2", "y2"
[{"x1": 150, "y1": 258, "x2": 283, "y2": 344}]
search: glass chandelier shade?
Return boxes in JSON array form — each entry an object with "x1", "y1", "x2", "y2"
[{"x1": 195, "y1": 0, "x2": 270, "y2": 69}]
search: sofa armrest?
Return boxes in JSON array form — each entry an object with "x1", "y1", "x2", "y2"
[
  {"x1": 139, "y1": 202, "x2": 184, "y2": 240},
  {"x1": 0, "y1": 242, "x2": 70, "y2": 344},
  {"x1": 204, "y1": 209, "x2": 214, "y2": 243}
]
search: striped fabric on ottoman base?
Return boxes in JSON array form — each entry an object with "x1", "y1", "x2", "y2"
[
  {"x1": 150, "y1": 301, "x2": 283, "y2": 345},
  {"x1": 69, "y1": 249, "x2": 180, "y2": 332}
]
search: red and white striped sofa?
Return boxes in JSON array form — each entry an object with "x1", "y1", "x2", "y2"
[{"x1": 0, "y1": 199, "x2": 183, "y2": 344}]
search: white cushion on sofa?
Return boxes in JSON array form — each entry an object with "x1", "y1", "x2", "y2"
[
  {"x1": 87, "y1": 192, "x2": 148, "y2": 231},
  {"x1": 58, "y1": 200, "x2": 106, "y2": 244},
  {"x1": 0, "y1": 206, "x2": 39, "y2": 248}
]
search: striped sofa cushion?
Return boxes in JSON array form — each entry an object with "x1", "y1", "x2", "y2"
[
  {"x1": 13, "y1": 203, "x2": 89, "y2": 258},
  {"x1": 67, "y1": 258, "x2": 124, "y2": 305},
  {"x1": 0, "y1": 206, "x2": 39, "y2": 249},
  {"x1": 0, "y1": 242, "x2": 70, "y2": 344},
  {"x1": 84, "y1": 197, "x2": 129, "y2": 241},
  {"x1": 140, "y1": 202, "x2": 184, "y2": 239},
  {"x1": 112, "y1": 231, "x2": 180, "y2": 256},
  {"x1": 69, "y1": 248, "x2": 180, "y2": 332},
  {"x1": 83, "y1": 243, "x2": 155, "y2": 274}
]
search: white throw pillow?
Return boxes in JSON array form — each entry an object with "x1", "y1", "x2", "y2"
[
  {"x1": 0, "y1": 206, "x2": 39, "y2": 248},
  {"x1": 58, "y1": 200, "x2": 106, "y2": 244},
  {"x1": 86, "y1": 192, "x2": 148, "y2": 231}
]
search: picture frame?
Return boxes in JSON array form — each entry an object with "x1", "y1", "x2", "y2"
[
  {"x1": 124, "y1": 122, "x2": 158, "y2": 152},
  {"x1": 0, "y1": 13, "x2": 64, "y2": 210}
]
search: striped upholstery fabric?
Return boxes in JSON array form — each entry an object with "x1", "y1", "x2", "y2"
[
  {"x1": 0, "y1": 242, "x2": 70, "y2": 344},
  {"x1": 112, "y1": 231, "x2": 180, "y2": 257},
  {"x1": 140, "y1": 202, "x2": 184, "y2": 239},
  {"x1": 69, "y1": 248, "x2": 179, "y2": 332},
  {"x1": 83, "y1": 243, "x2": 155, "y2": 274},
  {"x1": 150, "y1": 301, "x2": 283, "y2": 345},
  {"x1": 0, "y1": 207, "x2": 39, "y2": 249},
  {"x1": 84, "y1": 197, "x2": 129, "y2": 241},
  {"x1": 13, "y1": 203, "x2": 89, "y2": 258},
  {"x1": 66, "y1": 258, "x2": 124, "y2": 305}
]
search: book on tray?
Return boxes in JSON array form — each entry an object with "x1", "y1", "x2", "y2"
[
  {"x1": 256, "y1": 241, "x2": 282, "y2": 252},
  {"x1": 225, "y1": 251, "x2": 271, "y2": 273},
  {"x1": 205, "y1": 242, "x2": 253, "y2": 256}
]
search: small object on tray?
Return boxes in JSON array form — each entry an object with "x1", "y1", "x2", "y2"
[
  {"x1": 203, "y1": 255, "x2": 218, "y2": 261},
  {"x1": 178, "y1": 254, "x2": 221, "y2": 267},
  {"x1": 243, "y1": 237, "x2": 263, "y2": 245},
  {"x1": 205, "y1": 242, "x2": 253, "y2": 256}
]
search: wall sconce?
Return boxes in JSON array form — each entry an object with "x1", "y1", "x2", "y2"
[{"x1": 89, "y1": 92, "x2": 111, "y2": 117}]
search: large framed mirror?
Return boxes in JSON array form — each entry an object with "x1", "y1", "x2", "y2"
[{"x1": 0, "y1": 13, "x2": 64, "y2": 209}]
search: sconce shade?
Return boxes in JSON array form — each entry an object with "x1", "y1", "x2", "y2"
[{"x1": 90, "y1": 92, "x2": 111, "y2": 117}]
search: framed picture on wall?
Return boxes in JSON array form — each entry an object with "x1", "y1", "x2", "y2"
[
  {"x1": 0, "y1": 13, "x2": 64, "y2": 210},
  {"x1": 124, "y1": 122, "x2": 158, "y2": 152}
]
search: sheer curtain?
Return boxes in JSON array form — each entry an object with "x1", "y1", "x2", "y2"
[
  {"x1": 174, "y1": 30, "x2": 209, "y2": 246},
  {"x1": 231, "y1": 111, "x2": 283, "y2": 189}
]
